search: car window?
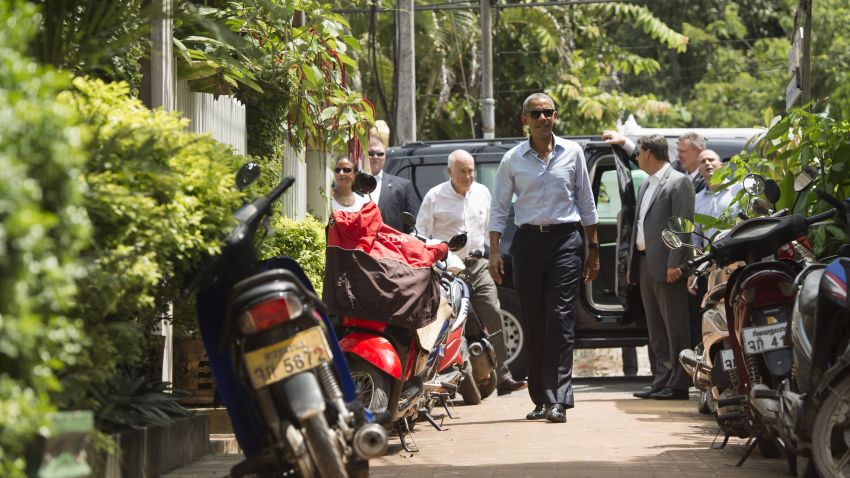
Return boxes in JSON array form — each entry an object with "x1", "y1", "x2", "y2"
[{"x1": 596, "y1": 169, "x2": 620, "y2": 224}]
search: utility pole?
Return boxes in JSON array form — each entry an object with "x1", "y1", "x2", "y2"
[
  {"x1": 480, "y1": 0, "x2": 495, "y2": 139},
  {"x1": 396, "y1": 0, "x2": 416, "y2": 145},
  {"x1": 800, "y1": 0, "x2": 812, "y2": 104}
]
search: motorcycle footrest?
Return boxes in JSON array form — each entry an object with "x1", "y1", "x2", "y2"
[
  {"x1": 716, "y1": 411, "x2": 746, "y2": 422},
  {"x1": 717, "y1": 395, "x2": 746, "y2": 407},
  {"x1": 753, "y1": 389, "x2": 779, "y2": 400}
]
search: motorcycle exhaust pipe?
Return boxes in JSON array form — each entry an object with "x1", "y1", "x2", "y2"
[
  {"x1": 679, "y1": 349, "x2": 700, "y2": 378},
  {"x1": 353, "y1": 423, "x2": 389, "y2": 459},
  {"x1": 468, "y1": 340, "x2": 495, "y2": 382}
]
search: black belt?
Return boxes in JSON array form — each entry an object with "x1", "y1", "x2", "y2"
[
  {"x1": 518, "y1": 222, "x2": 579, "y2": 233},
  {"x1": 637, "y1": 250, "x2": 646, "y2": 256}
]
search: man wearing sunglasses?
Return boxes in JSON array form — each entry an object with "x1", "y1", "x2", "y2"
[
  {"x1": 489, "y1": 93, "x2": 600, "y2": 424},
  {"x1": 367, "y1": 136, "x2": 420, "y2": 233}
]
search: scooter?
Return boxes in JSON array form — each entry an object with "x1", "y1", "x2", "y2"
[
  {"x1": 192, "y1": 163, "x2": 387, "y2": 478},
  {"x1": 672, "y1": 172, "x2": 827, "y2": 464},
  {"x1": 326, "y1": 185, "x2": 467, "y2": 451},
  {"x1": 777, "y1": 187, "x2": 850, "y2": 478}
]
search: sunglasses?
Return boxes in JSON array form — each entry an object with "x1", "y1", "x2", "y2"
[
  {"x1": 367, "y1": 151, "x2": 385, "y2": 157},
  {"x1": 527, "y1": 109, "x2": 556, "y2": 119},
  {"x1": 334, "y1": 167, "x2": 353, "y2": 174}
]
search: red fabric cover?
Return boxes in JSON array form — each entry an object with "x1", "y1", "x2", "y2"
[{"x1": 323, "y1": 201, "x2": 447, "y2": 329}]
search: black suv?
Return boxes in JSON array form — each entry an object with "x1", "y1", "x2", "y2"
[{"x1": 383, "y1": 130, "x2": 761, "y2": 377}]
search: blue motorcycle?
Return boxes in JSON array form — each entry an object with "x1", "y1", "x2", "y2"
[{"x1": 192, "y1": 163, "x2": 387, "y2": 477}]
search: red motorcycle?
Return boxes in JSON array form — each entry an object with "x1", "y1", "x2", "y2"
[
  {"x1": 671, "y1": 173, "x2": 825, "y2": 465},
  {"x1": 323, "y1": 199, "x2": 467, "y2": 451}
]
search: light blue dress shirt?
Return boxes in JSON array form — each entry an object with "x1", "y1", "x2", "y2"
[{"x1": 489, "y1": 135, "x2": 598, "y2": 233}]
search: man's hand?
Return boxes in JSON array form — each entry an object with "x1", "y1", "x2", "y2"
[
  {"x1": 489, "y1": 254, "x2": 504, "y2": 285},
  {"x1": 584, "y1": 250, "x2": 600, "y2": 283},
  {"x1": 602, "y1": 130, "x2": 627, "y2": 146},
  {"x1": 667, "y1": 267, "x2": 683, "y2": 284}
]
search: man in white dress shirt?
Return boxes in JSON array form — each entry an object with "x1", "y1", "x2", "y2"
[
  {"x1": 692, "y1": 149, "x2": 741, "y2": 248},
  {"x1": 416, "y1": 149, "x2": 528, "y2": 396}
]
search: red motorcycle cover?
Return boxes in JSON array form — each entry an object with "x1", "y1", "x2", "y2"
[{"x1": 324, "y1": 201, "x2": 448, "y2": 329}]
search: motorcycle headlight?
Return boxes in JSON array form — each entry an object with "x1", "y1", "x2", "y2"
[{"x1": 703, "y1": 308, "x2": 727, "y2": 332}]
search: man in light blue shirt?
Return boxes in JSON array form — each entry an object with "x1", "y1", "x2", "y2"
[{"x1": 488, "y1": 93, "x2": 599, "y2": 423}]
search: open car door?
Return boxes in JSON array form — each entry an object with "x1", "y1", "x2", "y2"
[{"x1": 611, "y1": 146, "x2": 645, "y2": 317}]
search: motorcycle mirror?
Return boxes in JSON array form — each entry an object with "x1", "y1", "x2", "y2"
[
  {"x1": 400, "y1": 211, "x2": 416, "y2": 227},
  {"x1": 794, "y1": 166, "x2": 818, "y2": 192},
  {"x1": 742, "y1": 173, "x2": 766, "y2": 196},
  {"x1": 236, "y1": 162, "x2": 261, "y2": 190},
  {"x1": 661, "y1": 229, "x2": 684, "y2": 249},
  {"x1": 667, "y1": 216, "x2": 695, "y2": 234},
  {"x1": 447, "y1": 233, "x2": 468, "y2": 252},
  {"x1": 353, "y1": 171, "x2": 377, "y2": 195},
  {"x1": 764, "y1": 179, "x2": 781, "y2": 205},
  {"x1": 750, "y1": 197, "x2": 773, "y2": 215}
]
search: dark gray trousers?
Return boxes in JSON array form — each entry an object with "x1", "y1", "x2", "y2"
[
  {"x1": 638, "y1": 255, "x2": 691, "y2": 391},
  {"x1": 462, "y1": 257, "x2": 512, "y2": 383},
  {"x1": 510, "y1": 228, "x2": 583, "y2": 408}
]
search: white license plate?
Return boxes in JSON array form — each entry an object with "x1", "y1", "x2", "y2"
[
  {"x1": 243, "y1": 326, "x2": 332, "y2": 389},
  {"x1": 720, "y1": 349, "x2": 736, "y2": 370},
  {"x1": 742, "y1": 323, "x2": 787, "y2": 355}
]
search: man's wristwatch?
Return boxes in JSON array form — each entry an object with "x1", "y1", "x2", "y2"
[{"x1": 587, "y1": 242, "x2": 599, "y2": 250}]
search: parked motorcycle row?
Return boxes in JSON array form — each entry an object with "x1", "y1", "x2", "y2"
[
  {"x1": 190, "y1": 164, "x2": 503, "y2": 477},
  {"x1": 665, "y1": 170, "x2": 850, "y2": 477}
]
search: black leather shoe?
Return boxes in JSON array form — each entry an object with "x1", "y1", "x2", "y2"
[
  {"x1": 545, "y1": 404, "x2": 566, "y2": 423},
  {"x1": 497, "y1": 378, "x2": 528, "y2": 396},
  {"x1": 633, "y1": 388, "x2": 662, "y2": 399},
  {"x1": 649, "y1": 388, "x2": 690, "y2": 400},
  {"x1": 526, "y1": 404, "x2": 548, "y2": 420}
]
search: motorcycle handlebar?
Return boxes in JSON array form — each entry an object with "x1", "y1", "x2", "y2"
[
  {"x1": 817, "y1": 190, "x2": 847, "y2": 211},
  {"x1": 687, "y1": 251, "x2": 715, "y2": 269}
]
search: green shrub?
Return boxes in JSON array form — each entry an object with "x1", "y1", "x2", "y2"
[
  {"x1": 259, "y1": 215, "x2": 327, "y2": 291},
  {"x1": 56, "y1": 77, "x2": 246, "y2": 414},
  {"x1": 0, "y1": 2, "x2": 90, "y2": 475}
]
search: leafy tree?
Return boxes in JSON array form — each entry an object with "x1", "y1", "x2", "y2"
[{"x1": 0, "y1": 2, "x2": 89, "y2": 475}]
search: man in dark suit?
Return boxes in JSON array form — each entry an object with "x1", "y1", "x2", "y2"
[
  {"x1": 674, "y1": 132, "x2": 706, "y2": 194},
  {"x1": 626, "y1": 134, "x2": 695, "y2": 400},
  {"x1": 367, "y1": 136, "x2": 420, "y2": 232}
]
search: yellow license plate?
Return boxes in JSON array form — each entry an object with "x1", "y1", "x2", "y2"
[{"x1": 243, "y1": 326, "x2": 332, "y2": 389}]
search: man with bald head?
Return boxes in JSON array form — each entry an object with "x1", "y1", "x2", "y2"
[
  {"x1": 416, "y1": 149, "x2": 527, "y2": 396},
  {"x1": 693, "y1": 149, "x2": 741, "y2": 248}
]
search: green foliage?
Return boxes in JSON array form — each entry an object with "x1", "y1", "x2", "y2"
[
  {"x1": 31, "y1": 0, "x2": 148, "y2": 93},
  {"x1": 716, "y1": 107, "x2": 850, "y2": 255},
  {"x1": 56, "y1": 77, "x2": 245, "y2": 412},
  {"x1": 91, "y1": 370, "x2": 191, "y2": 434},
  {"x1": 259, "y1": 215, "x2": 327, "y2": 291},
  {"x1": 0, "y1": 2, "x2": 90, "y2": 475},
  {"x1": 177, "y1": 0, "x2": 373, "y2": 156},
  {"x1": 684, "y1": 4, "x2": 788, "y2": 126}
]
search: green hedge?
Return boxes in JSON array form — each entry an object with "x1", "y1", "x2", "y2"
[
  {"x1": 259, "y1": 215, "x2": 327, "y2": 291},
  {"x1": 56, "y1": 77, "x2": 246, "y2": 418},
  {"x1": 0, "y1": 2, "x2": 90, "y2": 475}
]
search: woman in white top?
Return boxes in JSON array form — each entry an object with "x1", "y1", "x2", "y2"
[{"x1": 331, "y1": 157, "x2": 369, "y2": 212}]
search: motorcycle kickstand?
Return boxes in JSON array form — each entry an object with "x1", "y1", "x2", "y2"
[
  {"x1": 421, "y1": 409, "x2": 445, "y2": 431},
  {"x1": 439, "y1": 394, "x2": 455, "y2": 419},
  {"x1": 735, "y1": 437, "x2": 758, "y2": 467},
  {"x1": 711, "y1": 429, "x2": 731, "y2": 449},
  {"x1": 396, "y1": 418, "x2": 419, "y2": 453}
]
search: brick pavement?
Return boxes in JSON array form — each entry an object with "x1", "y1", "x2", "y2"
[{"x1": 165, "y1": 377, "x2": 791, "y2": 477}]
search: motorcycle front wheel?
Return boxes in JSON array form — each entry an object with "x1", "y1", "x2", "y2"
[
  {"x1": 812, "y1": 376, "x2": 850, "y2": 477},
  {"x1": 302, "y1": 413, "x2": 347, "y2": 478}
]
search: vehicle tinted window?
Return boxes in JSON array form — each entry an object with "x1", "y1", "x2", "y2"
[{"x1": 597, "y1": 169, "x2": 621, "y2": 224}]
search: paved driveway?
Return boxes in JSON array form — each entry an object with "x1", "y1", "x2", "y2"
[{"x1": 165, "y1": 377, "x2": 791, "y2": 477}]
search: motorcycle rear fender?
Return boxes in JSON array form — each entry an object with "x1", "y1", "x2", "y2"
[
  {"x1": 277, "y1": 371, "x2": 326, "y2": 421},
  {"x1": 339, "y1": 332, "x2": 402, "y2": 380},
  {"x1": 763, "y1": 347, "x2": 793, "y2": 378}
]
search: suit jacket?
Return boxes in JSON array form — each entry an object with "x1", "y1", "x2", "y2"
[
  {"x1": 628, "y1": 165, "x2": 695, "y2": 284},
  {"x1": 671, "y1": 159, "x2": 706, "y2": 194},
  {"x1": 377, "y1": 172, "x2": 421, "y2": 232}
]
